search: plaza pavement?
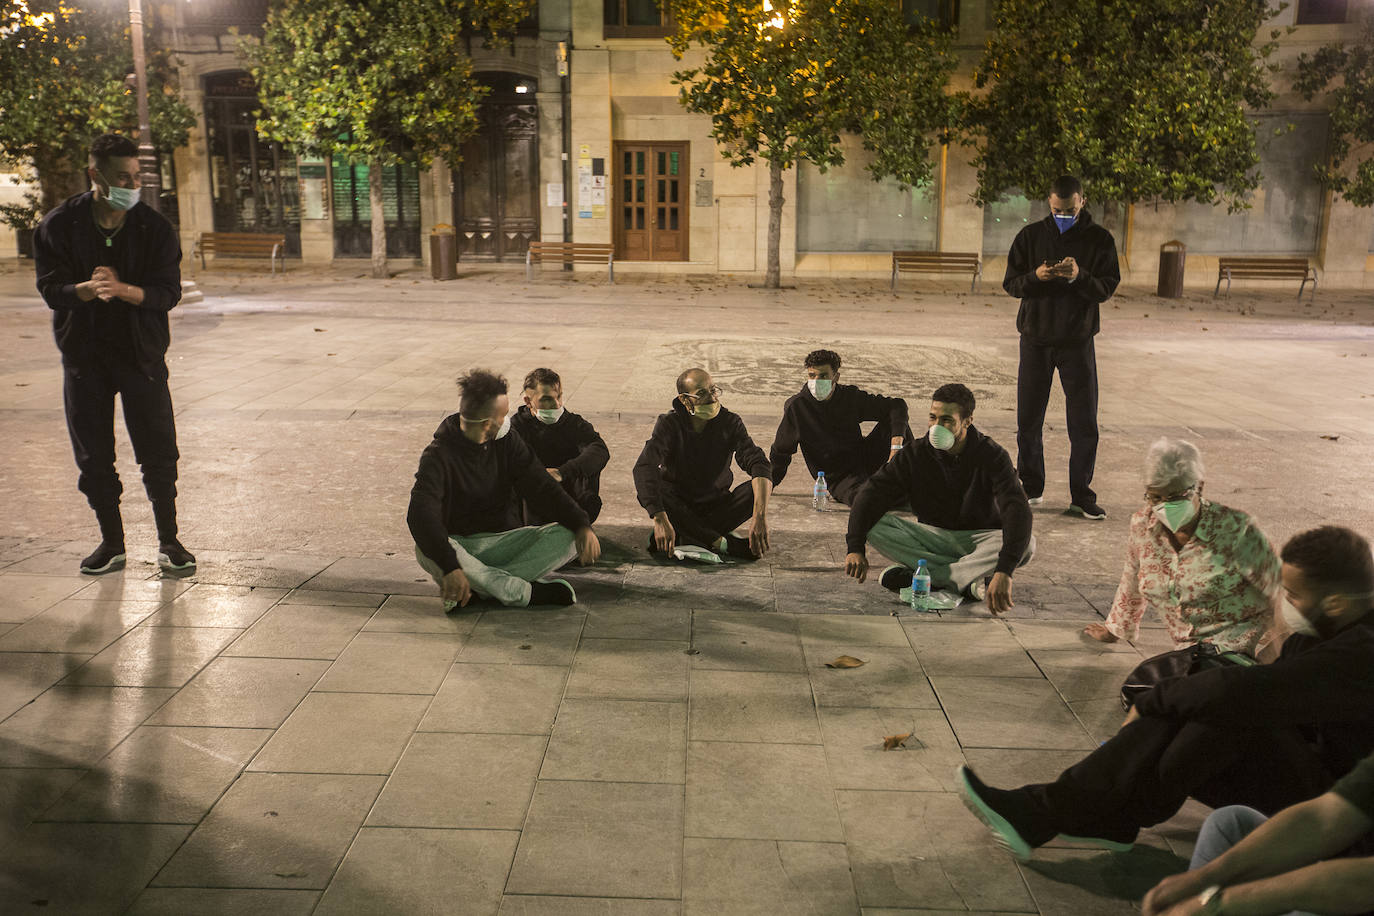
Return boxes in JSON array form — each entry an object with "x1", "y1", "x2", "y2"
[{"x1": 0, "y1": 258, "x2": 1371, "y2": 914}]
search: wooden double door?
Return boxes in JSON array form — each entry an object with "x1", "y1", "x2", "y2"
[
  {"x1": 615, "y1": 142, "x2": 689, "y2": 261},
  {"x1": 453, "y1": 85, "x2": 539, "y2": 261}
]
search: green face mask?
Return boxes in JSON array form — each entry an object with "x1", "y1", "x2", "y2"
[
  {"x1": 535, "y1": 407, "x2": 563, "y2": 425},
  {"x1": 692, "y1": 401, "x2": 720, "y2": 420},
  {"x1": 928, "y1": 423, "x2": 956, "y2": 451},
  {"x1": 1153, "y1": 498, "x2": 1197, "y2": 532}
]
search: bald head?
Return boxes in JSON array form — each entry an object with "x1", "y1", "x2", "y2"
[{"x1": 677, "y1": 367, "x2": 710, "y2": 394}]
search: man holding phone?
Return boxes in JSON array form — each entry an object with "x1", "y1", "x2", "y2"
[{"x1": 1003, "y1": 175, "x2": 1120, "y2": 520}]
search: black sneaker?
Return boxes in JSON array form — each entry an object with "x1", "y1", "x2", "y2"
[
  {"x1": 529, "y1": 579, "x2": 577, "y2": 606},
  {"x1": 80, "y1": 542, "x2": 126, "y2": 575},
  {"x1": 723, "y1": 533, "x2": 759, "y2": 560},
  {"x1": 157, "y1": 540, "x2": 197, "y2": 572},
  {"x1": 879, "y1": 565, "x2": 914, "y2": 593},
  {"x1": 1067, "y1": 502, "x2": 1106, "y2": 520}
]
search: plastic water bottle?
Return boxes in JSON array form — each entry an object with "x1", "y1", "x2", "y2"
[
  {"x1": 812, "y1": 471, "x2": 829, "y2": 511},
  {"x1": 910, "y1": 559, "x2": 931, "y2": 612}
]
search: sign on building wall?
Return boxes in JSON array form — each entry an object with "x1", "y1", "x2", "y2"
[{"x1": 695, "y1": 180, "x2": 713, "y2": 208}]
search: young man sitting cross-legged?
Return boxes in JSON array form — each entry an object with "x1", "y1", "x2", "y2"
[
  {"x1": 633, "y1": 367, "x2": 772, "y2": 563},
  {"x1": 407, "y1": 368, "x2": 601, "y2": 610},
  {"x1": 958, "y1": 525, "x2": 1374, "y2": 862},
  {"x1": 510, "y1": 367, "x2": 609, "y2": 525},
  {"x1": 843, "y1": 383, "x2": 1034, "y2": 614}
]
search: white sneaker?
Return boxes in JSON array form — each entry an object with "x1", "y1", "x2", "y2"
[
  {"x1": 965, "y1": 579, "x2": 988, "y2": 602},
  {"x1": 1026, "y1": 496, "x2": 1045, "y2": 506}
]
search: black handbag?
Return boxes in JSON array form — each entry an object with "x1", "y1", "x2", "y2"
[{"x1": 1120, "y1": 642, "x2": 1256, "y2": 711}]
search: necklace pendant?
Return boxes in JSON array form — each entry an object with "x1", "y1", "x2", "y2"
[{"x1": 105, "y1": 237, "x2": 112, "y2": 247}]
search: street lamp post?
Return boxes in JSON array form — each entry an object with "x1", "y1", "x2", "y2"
[{"x1": 127, "y1": 0, "x2": 161, "y2": 212}]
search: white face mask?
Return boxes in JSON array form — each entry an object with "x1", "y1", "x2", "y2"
[
  {"x1": 928, "y1": 424, "x2": 956, "y2": 451},
  {"x1": 493, "y1": 415, "x2": 511, "y2": 440},
  {"x1": 535, "y1": 406, "x2": 564, "y2": 425},
  {"x1": 95, "y1": 173, "x2": 140, "y2": 212},
  {"x1": 1152, "y1": 497, "x2": 1198, "y2": 533},
  {"x1": 1280, "y1": 597, "x2": 1320, "y2": 637},
  {"x1": 807, "y1": 378, "x2": 834, "y2": 401}
]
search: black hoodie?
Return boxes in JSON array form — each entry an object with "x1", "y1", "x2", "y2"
[
  {"x1": 633, "y1": 399, "x2": 771, "y2": 517},
  {"x1": 1133, "y1": 617, "x2": 1374, "y2": 782},
  {"x1": 407, "y1": 414, "x2": 590, "y2": 575},
  {"x1": 846, "y1": 425, "x2": 1032, "y2": 575},
  {"x1": 1003, "y1": 210, "x2": 1120, "y2": 346},
  {"x1": 509, "y1": 405, "x2": 610, "y2": 486},
  {"x1": 770, "y1": 382, "x2": 910, "y2": 485},
  {"x1": 34, "y1": 191, "x2": 183, "y2": 379}
]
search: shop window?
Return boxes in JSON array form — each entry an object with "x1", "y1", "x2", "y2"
[
  {"x1": 797, "y1": 136, "x2": 938, "y2": 252},
  {"x1": 1295, "y1": 0, "x2": 1348, "y2": 24},
  {"x1": 604, "y1": 0, "x2": 670, "y2": 37},
  {"x1": 981, "y1": 191, "x2": 1048, "y2": 256}
]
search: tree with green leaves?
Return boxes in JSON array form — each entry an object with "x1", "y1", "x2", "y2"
[
  {"x1": 963, "y1": 0, "x2": 1284, "y2": 212},
  {"x1": 1293, "y1": 10, "x2": 1374, "y2": 206},
  {"x1": 249, "y1": 0, "x2": 530, "y2": 277},
  {"x1": 0, "y1": 0, "x2": 194, "y2": 226},
  {"x1": 667, "y1": 0, "x2": 956, "y2": 288}
]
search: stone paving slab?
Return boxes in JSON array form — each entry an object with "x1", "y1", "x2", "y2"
[{"x1": 2, "y1": 272, "x2": 1372, "y2": 911}]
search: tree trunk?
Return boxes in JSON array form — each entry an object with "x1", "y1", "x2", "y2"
[
  {"x1": 368, "y1": 160, "x2": 388, "y2": 279},
  {"x1": 36, "y1": 156, "x2": 88, "y2": 215},
  {"x1": 765, "y1": 158, "x2": 783, "y2": 289}
]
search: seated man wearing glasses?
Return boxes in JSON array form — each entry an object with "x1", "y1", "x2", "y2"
[
  {"x1": 633, "y1": 367, "x2": 773, "y2": 562},
  {"x1": 407, "y1": 368, "x2": 601, "y2": 610}
]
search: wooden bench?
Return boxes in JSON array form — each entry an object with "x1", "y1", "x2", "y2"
[
  {"x1": 191, "y1": 232, "x2": 288, "y2": 274},
  {"x1": 1214, "y1": 257, "x2": 1315, "y2": 300},
  {"x1": 891, "y1": 251, "x2": 982, "y2": 292},
  {"x1": 525, "y1": 241, "x2": 615, "y2": 283}
]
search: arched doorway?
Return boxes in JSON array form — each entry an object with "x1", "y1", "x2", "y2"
[{"x1": 452, "y1": 74, "x2": 539, "y2": 261}]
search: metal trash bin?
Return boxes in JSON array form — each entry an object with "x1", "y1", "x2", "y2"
[
  {"x1": 429, "y1": 224, "x2": 458, "y2": 281},
  {"x1": 1157, "y1": 239, "x2": 1186, "y2": 298}
]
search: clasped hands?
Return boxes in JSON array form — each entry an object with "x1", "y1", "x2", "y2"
[{"x1": 76, "y1": 266, "x2": 129, "y2": 303}]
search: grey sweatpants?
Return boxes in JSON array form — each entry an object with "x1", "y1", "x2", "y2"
[
  {"x1": 416, "y1": 523, "x2": 577, "y2": 608},
  {"x1": 866, "y1": 513, "x2": 1035, "y2": 592}
]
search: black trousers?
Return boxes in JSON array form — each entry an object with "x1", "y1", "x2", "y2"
[
  {"x1": 826, "y1": 471, "x2": 867, "y2": 507},
  {"x1": 63, "y1": 360, "x2": 179, "y2": 517},
  {"x1": 661, "y1": 482, "x2": 756, "y2": 549},
  {"x1": 1016, "y1": 336, "x2": 1098, "y2": 505},
  {"x1": 524, "y1": 477, "x2": 602, "y2": 526},
  {"x1": 1018, "y1": 716, "x2": 1330, "y2": 843}
]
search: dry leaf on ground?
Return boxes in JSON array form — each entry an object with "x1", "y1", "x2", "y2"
[
  {"x1": 1320, "y1": 434, "x2": 1340, "y2": 441},
  {"x1": 882, "y1": 733, "x2": 912, "y2": 750},
  {"x1": 825, "y1": 655, "x2": 867, "y2": 669}
]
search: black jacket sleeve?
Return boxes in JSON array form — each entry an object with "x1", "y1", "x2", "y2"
[
  {"x1": 633, "y1": 416, "x2": 672, "y2": 517},
  {"x1": 987, "y1": 447, "x2": 1033, "y2": 575},
  {"x1": 855, "y1": 389, "x2": 910, "y2": 438},
  {"x1": 1132, "y1": 629, "x2": 1374, "y2": 726},
  {"x1": 769, "y1": 402, "x2": 800, "y2": 487},
  {"x1": 33, "y1": 211, "x2": 90, "y2": 312},
  {"x1": 407, "y1": 447, "x2": 462, "y2": 575},
  {"x1": 556, "y1": 415, "x2": 610, "y2": 483},
  {"x1": 1002, "y1": 226, "x2": 1054, "y2": 300},
  {"x1": 133, "y1": 213, "x2": 183, "y2": 313},
  {"x1": 512, "y1": 435, "x2": 591, "y2": 531},
  {"x1": 1066, "y1": 229, "x2": 1121, "y2": 306},
  {"x1": 846, "y1": 448, "x2": 912, "y2": 553},
  {"x1": 729, "y1": 415, "x2": 772, "y2": 480}
]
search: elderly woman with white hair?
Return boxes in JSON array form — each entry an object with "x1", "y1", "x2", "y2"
[{"x1": 1083, "y1": 437, "x2": 1280, "y2": 653}]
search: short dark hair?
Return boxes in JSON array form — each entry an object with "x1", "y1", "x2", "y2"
[
  {"x1": 804, "y1": 349, "x2": 841, "y2": 372},
  {"x1": 90, "y1": 133, "x2": 139, "y2": 170},
  {"x1": 1281, "y1": 526, "x2": 1374, "y2": 597},
  {"x1": 677, "y1": 367, "x2": 708, "y2": 394},
  {"x1": 456, "y1": 368, "x2": 508, "y2": 417},
  {"x1": 931, "y1": 383, "x2": 975, "y2": 419},
  {"x1": 523, "y1": 368, "x2": 561, "y2": 391},
  {"x1": 1051, "y1": 175, "x2": 1083, "y2": 199}
]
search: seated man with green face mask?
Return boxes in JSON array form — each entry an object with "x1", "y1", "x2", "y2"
[
  {"x1": 633, "y1": 367, "x2": 773, "y2": 562},
  {"x1": 769, "y1": 348, "x2": 912, "y2": 506},
  {"x1": 510, "y1": 367, "x2": 609, "y2": 525},
  {"x1": 843, "y1": 383, "x2": 1034, "y2": 614}
]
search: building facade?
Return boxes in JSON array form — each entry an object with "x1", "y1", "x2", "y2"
[{"x1": 150, "y1": 0, "x2": 1371, "y2": 287}]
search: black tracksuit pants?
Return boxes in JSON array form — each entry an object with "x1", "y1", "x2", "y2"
[
  {"x1": 1013, "y1": 715, "x2": 1330, "y2": 844},
  {"x1": 661, "y1": 482, "x2": 756, "y2": 549},
  {"x1": 63, "y1": 358, "x2": 180, "y2": 528},
  {"x1": 1016, "y1": 336, "x2": 1098, "y2": 505}
]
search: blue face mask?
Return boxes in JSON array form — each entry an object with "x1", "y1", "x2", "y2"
[{"x1": 1053, "y1": 213, "x2": 1077, "y2": 233}]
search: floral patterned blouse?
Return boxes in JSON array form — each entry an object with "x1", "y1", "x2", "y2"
[{"x1": 1104, "y1": 499, "x2": 1280, "y2": 653}]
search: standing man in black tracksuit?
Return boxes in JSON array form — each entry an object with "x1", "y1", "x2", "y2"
[
  {"x1": 33, "y1": 134, "x2": 195, "y2": 575},
  {"x1": 1004, "y1": 175, "x2": 1120, "y2": 521},
  {"x1": 843, "y1": 383, "x2": 1034, "y2": 614},
  {"x1": 769, "y1": 348, "x2": 911, "y2": 506},
  {"x1": 633, "y1": 367, "x2": 772, "y2": 563},
  {"x1": 510, "y1": 367, "x2": 610, "y2": 525},
  {"x1": 957, "y1": 526, "x2": 1374, "y2": 862}
]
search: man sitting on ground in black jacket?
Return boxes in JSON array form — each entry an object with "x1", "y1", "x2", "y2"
[
  {"x1": 769, "y1": 348, "x2": 911, "y2": 505},
  {"x1": 511, "y1": 367, "x2": 609, "y2": 524},
  {"x1": 843, "y1": 383, "x2": 1033, "y2": 614},
  {"x1": 633, "y1": 367, "x2": 772, "y2": 563},
  {"x1": 407, "y1": 368, "x2": 601, "y2": 610},
  {"x1": 958, "y1": 525, "x2": 1374, "y2": 862}
]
